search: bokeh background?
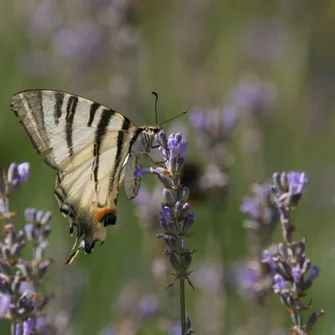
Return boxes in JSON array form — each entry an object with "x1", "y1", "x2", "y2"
[{"x1": 0, "y1": 1, "x2": 334, "y2": 334}]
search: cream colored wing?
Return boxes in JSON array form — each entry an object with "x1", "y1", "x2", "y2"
[
  {"x1": 11, "y1": 90, "x2": 134, "y2": 170},
  {"x1": 11, "y1": 90, "x2": 137, "y2": 262},
  {"x1": 123, "y1": 153, "x2": 141, "y2": 200}
]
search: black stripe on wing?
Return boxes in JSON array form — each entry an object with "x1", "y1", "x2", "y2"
[
  {"x1": 65, "y1": 96, "x2": 79, "y2": 158},
  {"x1": 87, "y1": 102, "x2": 100, "y2": 127},
  {"x1": 92, "y1": 108, "x2": 116, "y2": 191},
  {"x1": 53, "y1": 92, "x2": 64, "y2": 125},
  {"x1": 108, "y1": 118, "x2": 131, "y2": 192}
]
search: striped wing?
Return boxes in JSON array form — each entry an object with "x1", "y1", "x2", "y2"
[{"x1": 11, "y1": 90, "x2": 137, "y2": 263}]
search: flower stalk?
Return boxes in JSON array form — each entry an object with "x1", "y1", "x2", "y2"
[
  {"x1": 135, "y1": 131, "x2": 195, "y2": 334},
  {"x1": 263, "y1": 172, "x2": 324, "y2": 334}
]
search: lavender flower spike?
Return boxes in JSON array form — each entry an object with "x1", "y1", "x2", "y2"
[
  {"x1": 262, "y1": 172, "x2": 325, "y2": 334},
  {"x1": 0, "y1": 163, "x2": 53, "y2": 335},
  {"x1": 137, "y1": 131, "x2": 195, "y2": 335}
]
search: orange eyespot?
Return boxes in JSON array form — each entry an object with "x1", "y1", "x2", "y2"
[{"x1": 95, "y1": 208, "x2": 117, "y2": 223}]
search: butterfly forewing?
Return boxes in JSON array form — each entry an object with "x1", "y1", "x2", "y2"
[
  {"x1": 11, "y1": 90, "x2": 142, "y2": 262},
  {"x1": 12, "y1": 90, "x2": 133, "y2": 169}
]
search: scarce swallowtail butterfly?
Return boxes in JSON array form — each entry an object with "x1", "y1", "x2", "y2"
[{"x1": 11, "y1": 90, "x2": 161, "y2": 264}]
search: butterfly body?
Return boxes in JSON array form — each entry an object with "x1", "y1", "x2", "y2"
[{"x1": 11, "y1": 90, "x2": 161, "y2": 263}]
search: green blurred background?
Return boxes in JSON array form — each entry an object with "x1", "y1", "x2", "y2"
[{"x1": 1, "y1": 1, "x2": 335, "y2": 334}]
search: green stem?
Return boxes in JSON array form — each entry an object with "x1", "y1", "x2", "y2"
[
  {"x1": 11, "y1": 319, "x2": 17, "y2": 335},
  {"x1": 180, "y1": 277, "x2": 186, "y2": 334}
]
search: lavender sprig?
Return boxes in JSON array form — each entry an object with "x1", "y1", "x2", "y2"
[
  {"x1": 188, "y1": 106, "x2": 236, "y2": 201},
  {"x1": 238, "y1": 183, "x2": 279, "y2": 304},
  {"x1": 135, "y1": 131, "x2": 195, "y2": 335},
  {"x1": 0, "y1": 163, "x2": 53, "y2": 335},
  {"x1": 263, "y1": 172, "x2": 324, "y2": 334}
]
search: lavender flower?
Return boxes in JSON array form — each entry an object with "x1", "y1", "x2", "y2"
[
  {"x1": 237, "y1": 183, "x2": 279, "y2": 305},
  {"x1": 185, "y1": 106, "x2": 236, "y2": 204},
  {"x1": 229, "y1": 75, "x2": 277, "y2": 181},
  {"x1": 52, "y1": 20, "x2": 102, "y2": 62},
  {"x1": 137, "y1": 294, "x2": 158, "y2": 318},
  {"x1": 262, "y1": 172, "x2": 324, "y2": 334},
  {"x1": 136, "y1": 131, "x2": 195, "y2": 335},
  {"x1": 99, "y1": 284, "x2": 160, "y2": 335},
  {"x1": 0, "y1": 163, "x2": 53, "y2": 335},
  {"x1": 21, "y1": 0, "x2": 141, "y2": 112},
  {"x1": 230, "y1": 75, "x2": 277, "y2": 114},
  {"x1": 134, "y1": 185, "x2": 163, "y2": 233},
  {"x1": 170, "y1": 314, "x2": 193, "y2": 335},
  {"x1": 4, "y1": 162, "x2": 31, "y2": 191}
]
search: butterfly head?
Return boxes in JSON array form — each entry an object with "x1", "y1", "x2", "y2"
[
  {"x1": 141, "y1": 125, "x2": 161, "y2": 136},
  {"x1": 138, "y1": 125, "x2": 162, "y2": 149}
]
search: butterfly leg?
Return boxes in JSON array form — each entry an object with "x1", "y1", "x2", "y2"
[{"x1": 66, "y1": 237, "x2": 84, "y2": 264}]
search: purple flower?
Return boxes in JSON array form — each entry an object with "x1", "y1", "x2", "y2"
[
  {"x1": 194, "y1": 264, "x2": 222, "y2": 293},
  {"x1": 170, "y1": 322, "x2": 182, "y2": 335},
  {"x1": 267, "y1": 171, "x2": 324, "y2": 332},
  {"x1": 240, "y1": 197, "x2": 261, "y2": 220},
  {"x1": 136, "y1": 130, "x2": 194, "y2": 333},
  {"x1": 286, "y1": 172, "x2": 308, "y2": 196},
  {"x1": 134, "y1": 167, "x2": 151, "y2": 178},
  {"x1": 272, "y1": 172, "x2": 308, "y2": 209},
  {"x1": 25, "y1": 208, "x2": 36, "y2": 223},
  {"x1": 222, "y1": 106, "x2": 237, "y2": 133},
  {"x1": 235, "y1": 262, "x2": 260, "y2": 292},
  {"x1": 28, "y1": 2, "x2": 61, "y2": 37},
  {"x1": 306, "y1": 266, "x2": 320, "y2": 286},
  {"x1": 17, "y1": 163, "x2": 31, "y2": 182},
  {"x1": 189, "y1": 108, "x2": 206, "y2": 129},
  {"x1": 230, "y1": 76, "x2": 277, "y2": 112},
  {"x1": 0, "y1": 294, "x2": 11, "y2": 317},
  {"x1": 166, "y1": 133, "x2": 187, "y2": 161},
  {"x1": 0, "y1": 163, "x2": 54, "y2": 331},
  {"x1": 7, "y1": 162, "x2": 31, "y2": 187},
  {"x1": 156, "y1": 130, "x2": 167, "y2": 145},
  {"x1": 262, "y1": 250, "x2": 277, "y2": 270},
  {"x1": 291, "y1": 265, "x2": 302, "y2": 283},
  {"x1": 138, "y1": 294, "x2": 158, "y2": 317},
  {"x1": 53, "y1": 20, "x2": 102, "y2": 62},
  {"x1": 273, "y1": 274, "x2": 287, "y2": 293},
  {"x1": 161, "y1": 205, "x2": 172, "y2": 218},
  {"x1": 179, "y1": 138, "x2": 188, "y2": 158},
  {"x1": 23, "y1": 318, "x2": 34, "y2": 335}
]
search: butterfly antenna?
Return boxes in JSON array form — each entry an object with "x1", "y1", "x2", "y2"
[
  {"x1": 160, "y1": 110, "x2": 187, "y2": 126},
  {"x1": 152, "y1": 91, "x2": 159, "y2": 125}
]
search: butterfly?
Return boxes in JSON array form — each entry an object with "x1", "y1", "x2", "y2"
[{"x1": 11, "y1": 90, "x2": 161, "y2": 263}]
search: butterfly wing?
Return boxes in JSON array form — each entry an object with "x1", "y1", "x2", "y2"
[
  {"x1": 123, "y1": 153, "x2": 141, "y2": 200},
  {"x1": 11, "y1": 90, "x2": 137, "y2": 262}
]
